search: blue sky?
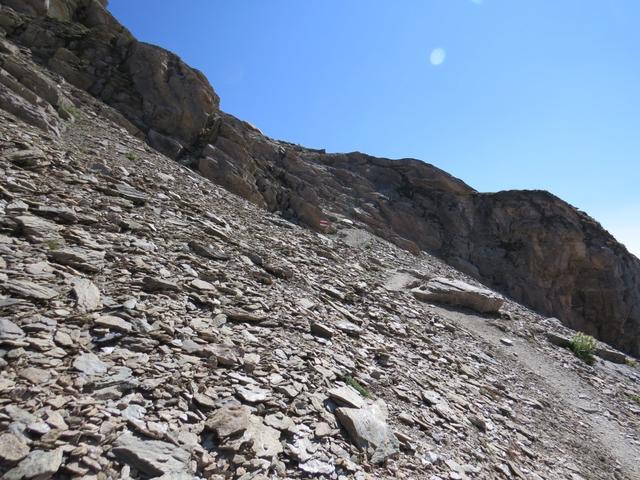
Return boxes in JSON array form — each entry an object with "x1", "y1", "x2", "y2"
[{"x1": 109, "y1": 0, "x2": 639, "y2": 257}]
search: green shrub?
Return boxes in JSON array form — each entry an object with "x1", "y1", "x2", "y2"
[
  {"x1": 342, "y1": 375, "x2": 371, "y2": 398},
  {"x1": 44, "y1": 239, "x2": 63, "y2": 250},
  {"x1": 126, "y1": 152, "x2": 139, "y2": 161},
  {"x1": 569, "y1": 332, "x2": 597, "y2": 365},
  {"x1": 626, "y1": 358, "x2": 638, "y2": 368},
  {"x1": 627, "y1": 393, "x2": 640, "y2": 405}
]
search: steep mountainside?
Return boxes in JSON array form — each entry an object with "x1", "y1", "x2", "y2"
[
  {"x1": 1, "y1": 0, "x2": 639, "y2": 356},
  {"x1": 1, "y1": 2, "x2": 640, "y2": 479}
]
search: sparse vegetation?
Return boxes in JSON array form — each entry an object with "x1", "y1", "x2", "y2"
[
  {"x1": 628, "y1": 393, "x2": 640, "y2": 405},
  {"x1": 342, "y1": 375, "x2": 372, "y2": 398},
  {"x1": 126, "y1": 151, "x2": 139, "y2": 161},
  {"x1": 569, "y1": 332, "x2": 597, "y2": 365},
  {"x1": 626, "y1": 358, "x2": 638, "y2": 368},
  {"x1": 59, "y1": 103, "x2": 81, "y2": 120},
  {"x1": 44, "y1": 239, "x2": 63, "y2": 250}
]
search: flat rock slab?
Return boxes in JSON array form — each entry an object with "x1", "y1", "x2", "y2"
[
  {"x1": 205, "y1": 405, "x2": 283, "y2": 458},
  {"x1": 2, "y1": 279, "x2": 59, "y2": 301},
  {"x1": 143, "y1": 276, "x2": 180, "y2": 293},
  {"x1": 4, "y1": 448, "x2": 63, "y2": 480},
  {"x1": 328, "y1": 385, "x2": 366, "y2": 408},
  {"x1": 206, "y1": 405, "x2": 251, "y2": 438},
  {"x1": 225, "y1": 309, "x2": 267, "y2": 323},
  {"x1": 95, "y1": 315, "x2": 132, "y2": 333},
  {"x1": 109, "y1": 182, "x2": 147, "y2": 205},
  {"x1": 14, "y1": 215, "x2": 64, "y2": 244},
  {"x1": 546, "y1": 332, "x2": 571, "y2": 348},
  {"x1": 18, "y1": 367, "x2": 51, "y2": 385},
  {"x1": 72, "y1": 278, "x2": 101, "y2": 312},
  {"x1": 595, "y1": 347, "x2": 627, "y2": 364},
  {"x1": 188, "y1": 240, "x2": 229, "y2": 260},
  {"x1": 245, "y1": 415, "x2": 283, "y2": 458},
  {"x1": 48, "y1": 247, "x2": 105, "y2": 272},
  {"x1": 335, "y1": 399, "x2": 399, "y2": 464},
  {"x1": 112, "y1": 432, "x2": 191, "y2": 477},
  {"x1": 73, "y1": 353, "x2": 107, "y2": 375},
  {"x1": 0, "y1": 433, "x2": 30, "y2": 463},
  {"x1": 0, "y1": 318, "x2": 25, "y2": 341},
  {"x1": 412, "y1": 277, "x2": 503, "y2": 314}
]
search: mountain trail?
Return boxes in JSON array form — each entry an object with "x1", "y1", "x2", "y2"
[{"x1": 430, "y1": 304, "x2": 640, "y2": 479}]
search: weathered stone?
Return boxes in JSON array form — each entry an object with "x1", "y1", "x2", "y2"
[
  {"x1": 225, "y1": 309, "x2": 267, "y2": 323},
  {"x1": 0, "y1": 318, "x2": 25, "y2": 341},
  {"x1": 547, "y1": 332, "x2": 571, "y2": 348},
  {"x1": 4, "y1": 448, "x2": 63, "y2": 480},
  {"x1": 2, "y1": 280, "x2": 58, "y2": 301},
  {"x1": 335, "y1": 400, "x2": 400, "y2": 464},
  {"x1": 112, "y1": 432, "x2": 191, "y2": 477},
  {"x1": 188, "y1": 240, "x2": 229, "y2": 260},
  {"x1": 72, "y1": 278, "x2": 101, "y2": 312},
  {"x1": 94, "y1": 315, "x2": 132, "y2": 333},
  {"x1": 14, "y1": 216, "x2": 63, "y2": 244},
  {"x1": 412, "y1": 277, "x2": 504, "y2": 314},
  {"x1": 245, "y1": 415, "x2": 283, "y2": 458},
  {"x1": 206, "y1": 405, "x2": 251, "y2": 438},
  {"x1": 73, "y1": 353, "x2": 107, "y2": 375},
  {"x1": 48, "y1": 247, "x2": 105, "y2": 273},
  {"x1": 595, "y1": 347, "x2": 627, "y2": 364},
  {"x1": 328, "y1": 385, "x2": 366, "y2": 409},
  {"x1": 310, "y1": 321, "x2": 334, "y2": 339},
  {"x1": 18, "y1": 367, "x2": 51, "y2": 384},
  {"x1": 0, "y1": 433, "x2": 29, "y2": 463},
  {"x1": 142, "y1": 276, "x2": 180, "y2": 292},
  {"x1": 236, "y1": 384, "x2": 271, "y2": 403}
]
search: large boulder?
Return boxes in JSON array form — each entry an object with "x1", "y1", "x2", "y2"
[
  {"x1": 112, "y1": 432, "x2": 192, "y2": 477},
  {"x1": 411, "y1": 277, "x2": 504, "y2": 314},
  {"x1": 335, "y1": 400, "x2": 399, "y2": 465}
]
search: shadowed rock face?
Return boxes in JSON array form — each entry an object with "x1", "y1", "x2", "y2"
[{"x1": 1, "y1": 0, "x2": 638, "y2": 355}]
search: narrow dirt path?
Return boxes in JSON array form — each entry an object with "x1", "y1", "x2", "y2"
[{"x1": 431, "y1": 305, "x2": 640, "y2": 479}]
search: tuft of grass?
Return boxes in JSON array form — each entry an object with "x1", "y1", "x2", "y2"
[
  {"x1": 569, "y1": 332, "x2": 597, "y2": 365},
  {"x1": 626, "y1": 358, "x2": 638, "y2": 368},
  {"x1": 44, "y1": 239, "x2": 63, "y2": 250},
  {"x1": 126, "y1": 151, "x2": 139, "y2": 161},
  {"x1": 59, "y1": 104, "x2": 81, "y2": 120},
  {"x1": 342, "y1": 375, "x2": 372, "y2": 398},
  {"x1": 628, "y1": 393, "x2": 640, "y2": 405}
]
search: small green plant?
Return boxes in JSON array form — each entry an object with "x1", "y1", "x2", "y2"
[
  {"x1": 342, "y1": 375, "x2": 371, "y2": 398},
  {"x1": 59, "y1": 104, "x2": 81, "y2": 120},
  {"x1": 569, "y1": 332, "x2": 597, "y2": 365},
  {"x1": 44, "y1": 239, "x2": 63, "y2": 250},
  {"x1": 126, "y1": 151, "x2": 139, "y2": 161},
  {"x1": 628, "y1": 393, "x2": 640, "y2": 405},
  {"x1": 626, "y1": 358, "x2": 638, "y2": 368}
]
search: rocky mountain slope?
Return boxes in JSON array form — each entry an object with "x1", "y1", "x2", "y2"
[
  {"x1": 1, "y1": 0, "x2": 640, "y2": 357},
  {"x1": 1, "y1": 2, "x2": 640, "y2": 479}
]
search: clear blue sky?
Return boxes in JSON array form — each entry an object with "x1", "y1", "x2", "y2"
[{"x1": 109, "y1": 0, "x2": 639, "y2": 257}]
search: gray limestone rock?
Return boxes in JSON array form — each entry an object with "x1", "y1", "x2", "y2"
[
  {"x1": 335, "y1": 400, "x2": 400, "y2": 464},
  {"x1": 412, "y1": 277, "x2": 504, "y2": 314},
  {"x1": 112, "y1": 432, "x2": 191, "y2": 477},
  {"x1": 3, "y1": 448, "x2": 63, "y2": 480}
]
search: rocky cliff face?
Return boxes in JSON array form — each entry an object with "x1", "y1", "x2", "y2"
[{"x1": 1, "y1": 0, "x2": 639, "y2": 355}]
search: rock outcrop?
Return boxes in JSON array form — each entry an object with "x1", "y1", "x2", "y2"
[
  {"x1": 412, "y1": 277, "x2": 504, "y2": 314},
  {"x1": 0, "y1": 0, "x2": 638, "y2": 363}
]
